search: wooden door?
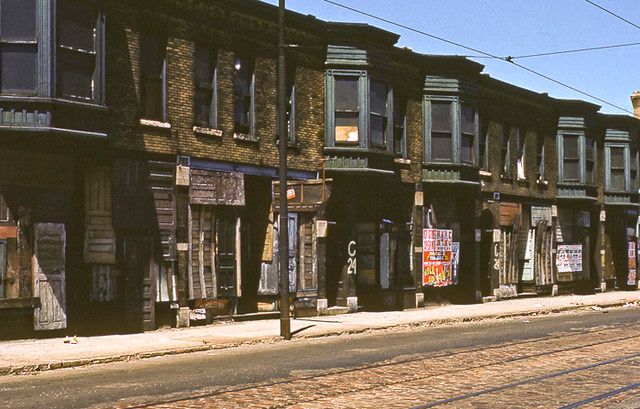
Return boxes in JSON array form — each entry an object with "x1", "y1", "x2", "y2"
[
  {"x1": 122, "y1": 236, "x2": 155, "y2": 332},
  {"x1": 33, "y1": 223, "x2": 67, "y2": 331},
  {"x1": 216, "y1": 208, "x2": 237, "y2": 296}
]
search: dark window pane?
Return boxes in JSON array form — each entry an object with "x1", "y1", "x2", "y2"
[
  {"x1": 393, "y1": 96, "x2": 406, "y2": 156},
  {"x1": 234, "y1": 96, "x2": 250, "y2": 132},
  {"x1": 564, "y1": 160, "x2": 579, "y2": 181},
  {"x1": 431, "y1": 103, "x2": 451, "y2": 133},
  {"x1": 141, "y1": 36, "x2": 166, "y2": 77},
  {"x1": 611, "y1": 147, "x2": 624, "y2": 167},
  {"x1": 431, "y1": 132, "x2": 452, "y2": 161},
  {"x1": 194, "y1": 88, "x2": 212, "y2": 126},
  {"x1": 142, "y1": 78, "x2": 163, "y2": 120},
  {"x1": 335, "y1": 77, "x2": 358, "y2": 111},
  {"x1": 370, "y1": 114, "x2": 386, "y2": 147},
  {"x1": 195, "y1": 46, "x2": 214, "y2": 86},
  {"x1": 461, "y1": 133, "x2": 474, "y2": 163},
  {"x1": 0, "y1": 44, "x2": 37, "y2": 92},
  {"x1": 586, "y1": 160, "x2": 594, "y2": 183},
  {"x1": 0, "y1": 0, "x2": 36, "y2": 41},
  {"x1": 461, "y1": 105, "x2": 475, "y2": 135},
  {"x1": 370, "y1": 81, "x2": 387, "y2": 114},
  {"x1": 335, "y1": 112, "x2": 358, "y2": 143},
  {"x1": 58, "y1": 49, "x2": 94, "y2": 99},
  {"x1": 585, "y1": 136, "x2": 595, "y2": 160},
  {"x1": 58, "y1": 0, "x2": 96, "y2": 51},
  {"x1": 233, "y1": 57, "x2": 251, "y2": 96},
  {"x1": 563, "y1": 134, "x2": 579, "y2": 159},
  {"x1": 611, "y1": 169, "x2": 625, "y2": 190},
  {"x1": 631, "y1": 149, "x2": 638, "y2": 171}
]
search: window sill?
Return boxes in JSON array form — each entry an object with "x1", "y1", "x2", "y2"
[
  {"x1": 140, "y1": 118, "x2": 171, "y2": 129},
  {"x1": 479, "y1": 170, "x2": 492, "y2": 178},
  {"x1": 536, "y1": 179, "x2": 549, "y2": 187},
  {"x1": 394, "y1": 157, "x2": 411, "y2": 165},
  {"x1": 193, "y1": 126, "x2": 222, "y2": 137},
  {"x1": 234, "y1": 132, "x2": 259, "y2": 143}
]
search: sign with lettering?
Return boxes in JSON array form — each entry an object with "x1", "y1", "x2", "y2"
[
  {"x1": 556, "y1": 244, "x2": 582, "y2": 273},
  {"x1": 531, "y1": 206, "x2": 552, "y2": 226},
  {"x1": 628, "y1": 241, "x2": 637, "y2": 286},
  {"x1": 422, "y1": 229, "x2": 454, "y2": 287}
]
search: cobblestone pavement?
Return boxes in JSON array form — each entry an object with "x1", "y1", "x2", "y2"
[{"x1": 118, "y1": 323, "x2": 640, "y2": 409}]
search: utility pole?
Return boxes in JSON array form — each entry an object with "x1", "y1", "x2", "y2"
[{"x1": 277, "y1": 0, "x2": 291, "y2": 340}]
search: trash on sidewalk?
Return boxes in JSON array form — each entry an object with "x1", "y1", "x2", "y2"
[
  {"x1": 63, "y1": 335, "x2": 78, "y2": 344},
  {"x1": 590, "y1": 306, "x2": 603, "y2": 311}
]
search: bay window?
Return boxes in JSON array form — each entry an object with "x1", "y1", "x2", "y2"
[
  {"x1": 0, "y1": 0, "x2": 38, "y2": 94},
  {"x1": 605, "y1": 142, "x2": 638, "y2": 192},
  {"x1": 57, "y1": 0, "x2": 99, "y2": 101},
  {"x1": 333, "y1": 76, "x2": 359, "y2": 144},
  {"x1": 429, "y1": 102, "x2": 453, "y2": 162},
  {"x1": 562, "y1": 133, "x2": 580, "y2": 182},
  {"x1": 370, "y1": 80, "x2": 388, "y2": 148},
  {"x1": 460, "y1": 105, "x2": 475, "y2": 164}
]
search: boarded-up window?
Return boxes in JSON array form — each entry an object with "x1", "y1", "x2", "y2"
[
  {"x1": 189, "y1": 206, "x2": 238, "y2": 299},
  {"x1": 298, "y1": 216, "x2": 316, "y2": 291}
]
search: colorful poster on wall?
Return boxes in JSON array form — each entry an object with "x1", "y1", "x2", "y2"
[
  {"x1": 628, "y1": 242, "x2": 637, "y2": 286},
  {"x1": 556, "y1": 244, "x2": 582, "y2": 273},
  {"x1": 422, "y1": 228, "x2": 453, "y2": 287}
]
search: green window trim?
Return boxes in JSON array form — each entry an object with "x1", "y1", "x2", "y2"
[
  {"x1": 325, "y1": 69, "x2": 395, "y2": 153},
  {"x1": 423, "y1": 96, "x2": 478, "y2": 166},
  {"x1": 605, "y1": 142, "x2": 636, "y2": 192},
  {"x1": 557, "y1": 130, "x2": 597, "y2": 185}
]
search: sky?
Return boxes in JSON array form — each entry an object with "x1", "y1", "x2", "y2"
[{"x1": 262, "y1": 0, "x2": 640, "y2": 115}]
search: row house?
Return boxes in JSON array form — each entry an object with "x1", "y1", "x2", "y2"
[{"x1": 0, "y1": 0, "x2": 638, "y2": 337}]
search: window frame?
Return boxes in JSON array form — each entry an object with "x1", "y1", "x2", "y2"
[
  {"x1": 393, "y1": 93, "x2": 407, "y2": 158},
  {"x1": 232, "y1": 54, "x2": 255, "y2": 136},
  {"x1": 193, "y1": 44, "x2": 218, "y2": 129},
  {"x1": 515, "y1": 128, "x2": 526, "y2": 180},
  {"x1": 140, "y1": 34, "x2": 168, "y2": 122},
  {"x1": 0, "y1": 0, "x2": 40, "y2": 96},
  {"x1": 55, "y1": 0, "x2": 103, "y2": 103},
  {"x1": 479, "y1": 118, "x2": 489, "y2": 171},
  {"x1": 605, "y1": 142, "x2": 630, "y2": 192},
  {"x1": 460, "y1": 104, "x2": 476, "y2": 165},
  {"x1": 536, "y1": 133, "x2": 545, "y2": 181},
  {"x1": 286, "y1": 63, "x2": 296, "y2": 145},
  {"x1": 558, "y1": 131, "x2": 581, "y2": 183},
  {"x1": 369, "y1": 79, "x2": 390, "y2": 150},
  {"x1": 501, "y1": 125, "x2": 511, "y2": 178}
]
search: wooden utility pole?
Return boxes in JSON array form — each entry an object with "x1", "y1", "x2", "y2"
[{"x1": 278, "y1": 0, "x2": 291, "y2": 340}]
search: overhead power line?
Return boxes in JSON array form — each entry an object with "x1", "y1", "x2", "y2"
[
  {"x1": 320, "y1": 0, "x2": 634, "y2": 115},
  {"x1": 583, "y1": 0, "x2": 640, "y2": 31},
  {"x1": 510, "y1": 42, "x2": 640, "y2": 59}
]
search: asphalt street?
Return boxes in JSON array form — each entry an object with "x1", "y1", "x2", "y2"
[{"x1": 1, "y1": 307, "x2": 639, "y2": 408}]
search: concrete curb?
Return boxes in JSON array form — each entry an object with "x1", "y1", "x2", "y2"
[{"x1": 1, "y1": 299, "x2": 637, "y2": 376}]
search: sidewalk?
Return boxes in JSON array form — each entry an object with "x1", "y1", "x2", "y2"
[{"x1": 2, "y1": 291, "x2": 640, "y2": 376}]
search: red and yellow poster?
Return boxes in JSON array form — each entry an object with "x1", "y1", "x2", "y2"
[
  {"x1": 628, "y1": 241, "x2": 637, "y2": 286},
  {"x1": 422, "y1": 228, "x2": 454, "y2": 287}
]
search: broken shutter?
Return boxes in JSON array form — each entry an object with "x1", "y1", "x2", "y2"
[
  {"x1": 33, "y1": 223, "x2": 67, "y2": 330},
  {"x1": 148, "y1": 161, "x2": 177, "y2": 261},
  {"x1": 288, "y1": 213, "x2": 298, "y2": 293},
  {"x1": 188, "y1": 205, "x2": 217, "y2": 299},
  {"x1": 258, "y1": 213, "x2": 279, "y2": 295},
  {"x1": 84, "y1": 166, "x2": 116, "y2": 264},
  {"x1": 298, "y1": 215, "x2": 316, "y2": 291}
]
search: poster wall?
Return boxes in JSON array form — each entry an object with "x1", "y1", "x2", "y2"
[
  {"x1": 556, "y1": 244, "x2": 582, "y2": 273},
  {"x1": 422, "y1": 228, "x2": 457, "y2": 287},
  {"x1": 628, "y1": 242, "x2": 637, "y2": 286}
]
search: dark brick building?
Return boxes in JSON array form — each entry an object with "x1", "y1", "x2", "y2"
[{"x1": 0, "y1": 0, "x2": 637, "y2": 338}]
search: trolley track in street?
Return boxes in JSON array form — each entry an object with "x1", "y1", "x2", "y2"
[{"x1": 128, "y1": 320, "x2": 640, "y2": 408}]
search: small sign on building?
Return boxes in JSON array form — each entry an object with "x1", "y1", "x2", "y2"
[{"x1": 556, "y1": 244, "x2": 582, "y2": 273}]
